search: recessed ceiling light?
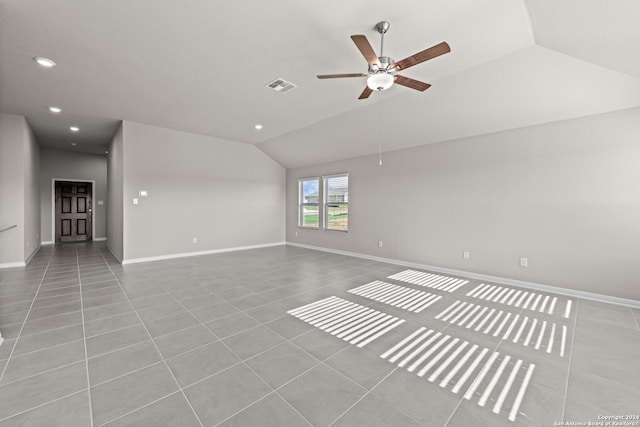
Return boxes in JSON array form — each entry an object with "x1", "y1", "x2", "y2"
[
  {"x1": 69, "y1": 126, "x2": 79, "y2": 132},
  {"x1": 70, "y1": 142, "x2": 77, "y2": 147},
  {"x1": 34, "y1": 57, "x2": 56, "y2": 68},
  {"x1": 254, "y1": 124, "x2": 263, "y2": 130},
  {"x1": 48, "y1": 106, "x2": 62, "y2": 113}
]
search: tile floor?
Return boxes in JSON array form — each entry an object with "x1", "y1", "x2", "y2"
[{"x1": 0, "y1": 243, "x2": 638, "y2": 426}]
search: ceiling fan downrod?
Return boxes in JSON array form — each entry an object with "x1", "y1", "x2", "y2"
[{"x1": 376, "y1": 21, "x2": 390, "y2": 58}]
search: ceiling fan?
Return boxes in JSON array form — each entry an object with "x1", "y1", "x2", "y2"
[{"x1": 317, "y1": 21, "x2": 450, "y2": 99}]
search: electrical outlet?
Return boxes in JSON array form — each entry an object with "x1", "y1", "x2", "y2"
[
  {"x1": 378, "y1": 240, "x2": 383, "y2": 248},
  {"x1": 295, "y1": 231, "x2": 298, "y2": 237},
  {"x1": 520, "y1": 257, "x2": 528, "y2": 267},
  {"x1": 463, "y1": 251, "x2": 469, "y2": 259},
  {"x1": 192, "y1": 237, "x2": 198, "y2": 244}
]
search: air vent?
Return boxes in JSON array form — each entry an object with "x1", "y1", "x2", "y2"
[{"x1": 265, "y1": 78, "x2": 298, "y2": 93}]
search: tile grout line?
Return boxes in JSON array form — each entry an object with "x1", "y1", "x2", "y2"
[
  {"x1": 90, "y1": 360, "x2": 164, "y2": 389},
  {"x1": 159, "y1": 317, "x2": 328, "y2": 392},
  {"x1": 204, "y1": 299, "x2": 425, "y2": 427},
  {"x1": 95, "y1": 390, "x2": 184, "y2": 427},
  {"x1": 98, "y1": 251, "x2": 206, "y2": 427},
  {"x1": 8, "y1": 336, "x2": 86, "y2": 360},
  {"x1": 162, "y1": 285, "x2": 335, "y2": 427},
  {"x1": 211, "y1": 390, "x2": 315, "y2": 427},
  {"x1": 441, "y1": 301, "x2": 527, "y2": 427},
  {"x1": 560, "y1": 298, "x2": 579, "y2": 422},
  {"x1": 3, "y1": 285, "x2": 266, "y2": 345},
  {"x1": 12, "y1": 314, "x2": 84, "y2": 339},
  {"x1": 1, "y1": 298, "x2": 54, "y2": 313},
  {"x1": 0, "y1": 387, "x2": 89, "y2": 423},
  {"x1": 2, "y1": 300, "x2": 336, "y2": 394},
  {"x1": 207, "y1": 350, "x2": 324, "y2": 426},
  {"x1": 327, "y1": 365, "x2": 424, "y2": 427},
  {"x1": 163, "y1": 290, "x2": 310, "y2": 426},
  {"x1": 0, "y1": 257, "x2": 52, "y2": 384},
  {"x1": 0, "y1": 359, "x2": 86, "y2": 388},
  {"x1": 23, "y1": 288, "x2": 82, "y2": 303},
  {"x1": 77, "y1": 248, "x2": 96, "y2": 427}
]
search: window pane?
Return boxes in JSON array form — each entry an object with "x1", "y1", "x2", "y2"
[
  {"x1": 302, "y1": 205, "x2": 319, "y2": 228},
  {"x1": 324, "y1": 174, "x2": 348, "y2": 231},
  {"x1": 299, "y1": 177, "x2": 319, "y2": 229},
  {"x1": 326, "y1": 176, "x2": 348, "y2": 203},
  {"x1": 302, "y1": 180, "x2": 319, "y2": 203},
  {"x1": 326, "y1": 203, "x2": 348, "y2": 231}
]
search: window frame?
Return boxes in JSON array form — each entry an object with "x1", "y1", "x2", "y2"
[
  {"x1": 323, "y1": 173, "x2": 349, "y2": 232},
  {"x1": 298, "y1": 177, "x2": 320, "y2": 229}
]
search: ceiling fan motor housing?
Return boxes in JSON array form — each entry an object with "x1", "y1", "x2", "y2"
[{"x1": 370, "y1": 56, "x2": 395, "y2": 73}]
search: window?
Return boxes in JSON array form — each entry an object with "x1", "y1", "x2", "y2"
[
  {"x1": 324, "y1": 174, "x2": 348, "y2": 231},
  {"x1": 298, "y1": 177, "x2": 319, "y2": 228}
]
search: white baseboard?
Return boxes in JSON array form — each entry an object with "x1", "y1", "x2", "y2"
[
  {"x1": 121, "y1": 242, "x2": 287, "y2": 265},
  {"x1": 0, "y1": 245, "x2": 40, "y2": 269},
  {"x1": 43, "y1": 239, "x2": 105, "y2": 244},
  {"x1": 287, "y1": 242, "x2": 640, "y2": 309},
  {"x1": 0, "y1": 261, "x2": 26, "y2": 269},
  {"x1": 25, "y1": 245, "x2": 41, "y2": 265},
  {"x1": 106, "y1": 244, "x2": 123, "y2": 264}
]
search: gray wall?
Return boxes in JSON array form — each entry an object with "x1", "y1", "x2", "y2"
[
  {"x1": 107, "y1": 123, "x2": 124, "y2": 261},
  {"x1": 287, "y1": 107, "x2": 640, "y2": 301},
  {"x1": 23, "y1": 120, "x2": 40, "y2": 260},
  {"x1": 0, "y1": 113, "x2": 40, "y2": 266},
  {"x1": 0, "y1": 113, "x2": 26, "y2": 265},
  {"x1": 40, "y1": 148, "x2": 108, "y2": 243},
  {"x1": 120, "y1": 121, "x2": 285, "y2": 261}
]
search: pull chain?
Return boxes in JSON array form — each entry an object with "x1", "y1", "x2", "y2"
[{"x1": 378, "y1": 103, "x2": 383, "y2": 166}]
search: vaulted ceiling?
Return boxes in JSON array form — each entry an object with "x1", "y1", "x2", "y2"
[{"x1": 1, "y1": 0, "x2": 639, "y2": 168}]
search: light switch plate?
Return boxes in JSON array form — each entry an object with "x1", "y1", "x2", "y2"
[{"x1": 133, "y1": 198, "x2": 139, "y2": 205}]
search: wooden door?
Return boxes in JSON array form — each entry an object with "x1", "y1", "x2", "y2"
[{"x1": 55, "y1": 181, "x2": 92, "y2": 243}]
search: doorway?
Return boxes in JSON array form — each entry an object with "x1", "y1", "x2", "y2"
[{"x1": 54, "y1": 181, "x2": 93, "y2": 243}]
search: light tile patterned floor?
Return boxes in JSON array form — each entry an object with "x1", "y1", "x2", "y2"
[{"x1": 0, "y1": 243, "x2": 638, "y2": 426}]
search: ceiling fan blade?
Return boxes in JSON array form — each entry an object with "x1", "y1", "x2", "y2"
[
  {"x1": 392, "y1": 41, "x2": 450, "y2": 72},
  {"x1": 358, "y1": 86, "x2": 373, "y2": 99},
  {"x1": 317, "y1": 73, "x2": 367, "y2": 79},
  {"x1": 351, "y1": 35, "x2": 379, "y2": 67},
  {"x1": 394, "y1": 75, "x2": 431, "y2": 91}
]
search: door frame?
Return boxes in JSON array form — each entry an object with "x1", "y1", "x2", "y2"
[{"x1": 51, "y1": 178, "x2": 96, "y2": 243}]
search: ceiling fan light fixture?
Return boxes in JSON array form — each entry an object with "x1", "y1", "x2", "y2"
[{"x1": 367, "y1": 72, "x2": 394, "y2": 91}]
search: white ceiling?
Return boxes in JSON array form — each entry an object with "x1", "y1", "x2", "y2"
[{"x1": 1, "y1": 0, "x2": 639, "y2": 168}]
